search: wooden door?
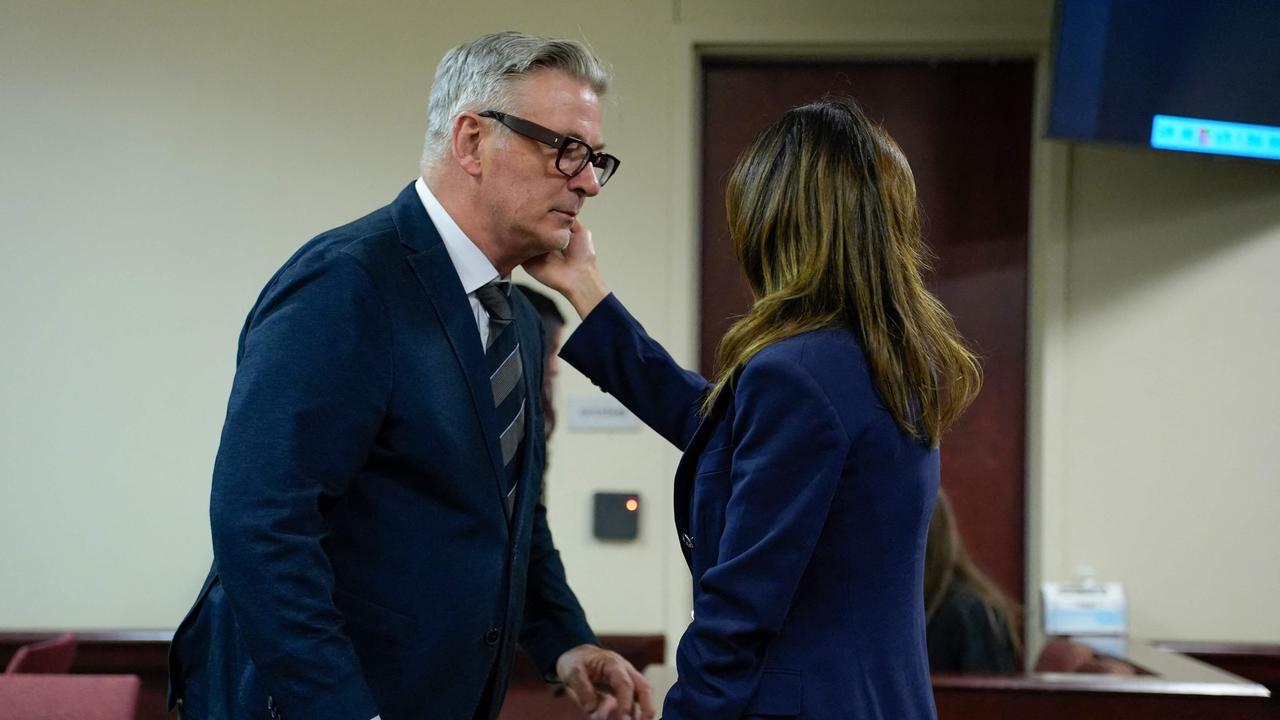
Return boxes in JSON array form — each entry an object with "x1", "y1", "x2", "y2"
[{"x1": 701, "y1": 60, "x2": 1033, "y2": 600}]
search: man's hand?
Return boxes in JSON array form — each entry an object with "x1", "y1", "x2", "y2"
[
  {"x1": 554, "y1": 643, "x2": 656, "y2": 720},
  {"x1": 522, "y1": 220, "x2": 609, "y2": 319}
]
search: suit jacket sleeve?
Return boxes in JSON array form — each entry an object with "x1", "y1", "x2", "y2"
[
  {"x1": 663, "y1": 349, "x2": 850, "y2": 719},
  {"x1": 209, "y1": 249, "x2": 390, "y2": 720},
  {"x1": 559, "y1": 293, "x2": 709, "y2": 450},
  {"x1": 518, "y1": 498, "x2": 599, "y2": 677},
  {"x1": 518, "y1": 317, "x2": 598, "y2": 677}
]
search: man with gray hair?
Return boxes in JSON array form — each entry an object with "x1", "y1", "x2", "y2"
[{"x1": 168, "y1": 31, "x2": 650, "y2": 720}]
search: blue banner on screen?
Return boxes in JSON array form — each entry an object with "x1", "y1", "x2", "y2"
[{"x1": 1151, "y1": 115, "x2": 1280, "y2": 161}]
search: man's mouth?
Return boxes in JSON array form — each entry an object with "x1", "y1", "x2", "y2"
[{"x1": 552, "y1": 208, "x2": 577, "y2": 219}]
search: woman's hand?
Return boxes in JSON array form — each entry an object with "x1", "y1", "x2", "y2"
[{"x1": 523, "y1": 219, "x2": 610, "y2": 319}]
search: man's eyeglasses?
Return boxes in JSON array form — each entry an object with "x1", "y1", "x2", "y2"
[{"x1": 478, "y1": 110, "x2": 620, "y2": 187}]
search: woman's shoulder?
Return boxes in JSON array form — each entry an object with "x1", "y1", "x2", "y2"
[
  {"x1": 928, "y1": 580, "x2": 1019, "y2": 673},
  {"x1": 932, "y1": 580, "x2": 1016, "y2": 649},
  {"x1": 737, "y1": 328, "x2": 877, "y2": 430},
  {"x1": 744, "y1": 327, "x2": 870, "y2": 394},
  {"x1": 934, "y1": 580, "x2": 991, "y2": 623},
  {"x1": 750, "y1": 326, "x2": 864, "y2": 369}
]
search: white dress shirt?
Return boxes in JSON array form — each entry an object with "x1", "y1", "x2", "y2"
[{"x1": 414, "y1": 176, "x2": 505, "y2": 350}]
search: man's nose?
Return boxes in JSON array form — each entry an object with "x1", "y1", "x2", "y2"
[{"x1": 568, "y1": 166, "x2": 602, "y2": 197}]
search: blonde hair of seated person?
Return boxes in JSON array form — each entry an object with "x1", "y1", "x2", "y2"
[{"x1": 925, "y1": 489, "x2": 1024, "y2": 661}]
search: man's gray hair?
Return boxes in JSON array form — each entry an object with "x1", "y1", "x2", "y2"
[{"x1": 421, "y1": 31, "x2": 609, "y2": 170}]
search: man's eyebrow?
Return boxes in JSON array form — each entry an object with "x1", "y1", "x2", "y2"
[{"x1": 560, "y1": 130, "x2": 605, "y2": 151}]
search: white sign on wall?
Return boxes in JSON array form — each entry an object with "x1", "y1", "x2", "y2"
[{"x1": 566, "y1": 394, "x2": 642, "y2": 432}]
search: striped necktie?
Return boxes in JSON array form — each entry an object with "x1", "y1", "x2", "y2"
[{"x1": 474, "y1": 281, "x2": 524, "y2": 514}]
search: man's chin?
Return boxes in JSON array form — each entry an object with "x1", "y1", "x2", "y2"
[
  {"x1": 542, "y1": 228, "x2": 572, "y2": 252},
  {"x1": 518, "y1": 231, "x2": 571, "y2": 262}
]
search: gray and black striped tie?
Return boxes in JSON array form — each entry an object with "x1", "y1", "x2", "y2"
[{"x1": 475, "y1": 281, "x2": 524, "y2": 513}]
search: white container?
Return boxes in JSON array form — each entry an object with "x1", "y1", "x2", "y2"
[{"x1": 1041, "y1": 567, "x2": 1127, "y2": 636}]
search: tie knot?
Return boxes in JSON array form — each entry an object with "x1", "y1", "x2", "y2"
[{"x1": 475, "y1": 281, "x2": 513, "y2": 322}]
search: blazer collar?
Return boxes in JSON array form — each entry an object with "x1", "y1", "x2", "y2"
[
  {"x1": 414, "y1": 177, "x2": 500, "y2": 295},
  {"x1": 391, "y1": 181, "x2": 513, "y2": 524}
]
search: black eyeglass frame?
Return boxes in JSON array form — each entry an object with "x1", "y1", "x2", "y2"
[{"x1": 477, "y1": 110, "x2": 620, "y2": 186}]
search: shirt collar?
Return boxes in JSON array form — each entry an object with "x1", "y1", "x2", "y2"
[{"x1": 415, "y1": 176, "x2": 501, "y2": 295}]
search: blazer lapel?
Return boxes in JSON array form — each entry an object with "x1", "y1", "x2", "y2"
[
  {"x1": 391, "y1": 183, "x2": 509, "y2": 520},
  {"x1": 509, "y1": 308, "x2": 543, "y2": 531},
  {"x1": 672, "y1": 386, "x2": 734, "y2": 569}
]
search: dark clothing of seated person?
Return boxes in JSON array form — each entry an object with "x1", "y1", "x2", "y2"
[{"x1": 924, "y1": 490, "x2": 1021, "y2": 673}]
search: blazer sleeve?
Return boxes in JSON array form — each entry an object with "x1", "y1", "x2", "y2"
[
  {"x1": 663, "y1": 349, "x2": 850, "y2": 720},
  {"x1": 209, "y1": 249, "x2": 390, "y2": 720},
  {"x1": 518, "y1": 498, "x2": 599, "y2": 677},
  {"x1": 559, "y1": 293, "x2": 709, "y2": 450},
  {"x1": 518, "y1": 319, "x2": 598, "y2": 677}
]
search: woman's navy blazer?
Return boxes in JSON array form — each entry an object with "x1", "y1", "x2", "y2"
[{"x1": 562, "y1": 294, "x2": 940, "y2": 720}]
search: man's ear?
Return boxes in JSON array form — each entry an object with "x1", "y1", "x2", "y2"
[{"x1": 452, "y1": 113, "x2": 485, "y2": 178}]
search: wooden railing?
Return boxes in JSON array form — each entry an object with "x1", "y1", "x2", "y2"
[
  {"x1": 1154, "y1": 640, "x2": 1280, "y2": 696},
  {"x1": 932, "y1": 640, "x2": 1272, "y2": 719},
  {"x1": 641, "y1": 639, "x2": 1273, "y2": 720},
  {"x1": 3, "y1": 632, "x2": 1273, "y2": 719},
  {"x1": 0, "y1": 631, "x2": 664, "y2": 720}
]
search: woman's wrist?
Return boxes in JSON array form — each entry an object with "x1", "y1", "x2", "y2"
[{"x1": 565, "y1": 270, "x2": 609, "y2": 319}]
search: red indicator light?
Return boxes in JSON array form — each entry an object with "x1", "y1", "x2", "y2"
[{"x1": 625, "y1": 498, "x2": 639, "y2": 512}]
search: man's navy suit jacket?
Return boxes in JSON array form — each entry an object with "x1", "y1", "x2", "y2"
[
  {"x1": 562, "y1": 295, "x2": 940, "y2": 720},
  {"x1": 168, "y1": 183, "x2": 595, "y2": 720}
]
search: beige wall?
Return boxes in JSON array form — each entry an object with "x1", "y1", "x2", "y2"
[
  {"x1": 1, "y1": 0, "x2": 1275, "y2": 653},
  {"x1": 1046, "y1": 144, "x2": 1280, "y2": 641}
]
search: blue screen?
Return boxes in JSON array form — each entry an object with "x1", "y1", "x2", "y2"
[
  {"x1": 1049, "y1": 0, "x2": 1280, "y2": 161},
  {"x1": 1151, "y1": 115, "x2": 1280, "y2": 161}
]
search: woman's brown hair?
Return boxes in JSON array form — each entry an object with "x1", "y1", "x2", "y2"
[
  {"x1": 704, "y1": 98, "x2": 980, "y2": 447},
  {"x1": 925, "y1": 490, "x2": 1023, "y2": 659}
]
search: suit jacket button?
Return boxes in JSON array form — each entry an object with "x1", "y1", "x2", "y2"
[
  {"x1": 680, "y1": 533, "x2": 694, "y2": 549},
  {"x1": 485, "y1": 628, "x2": 501, "y2": 646}
]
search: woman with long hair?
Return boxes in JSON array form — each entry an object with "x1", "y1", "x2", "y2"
[
  {"x1": 925, "y1": 489, "x2": 1022, "y2": 673},
  {"x1": 525, "y1": 97, "x2": 981, "y2": 719}
]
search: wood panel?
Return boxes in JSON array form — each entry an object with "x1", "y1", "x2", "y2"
[
  {"x1": 701, "y1": 60, "x2": 1033, "y2": 601},
  {"x1": 0, "y1": 631, "x2": 663, "y2": 720},
  {"x1": 935, "y1": 639, "x2": 1274, "y2": 719},
  {"x1": 934, "y1": 685, "x2": 1274, "y2": 720},
  {"x1": 0, "y1": 631, "x2": 170, "y2": 720},
  {"x1": 7, "y1": 633, "x2": 1271, "y2": 718},
  {"x1": 1155, "y1": 641, "x2": 1280, "y2": 697}
]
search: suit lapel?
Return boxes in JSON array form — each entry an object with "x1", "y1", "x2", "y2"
[
  {"x1": 672, "y1": 385, "x2": 734, "y2": 569},
  {"x1": 391, "y1": 183, "x2": 509, "y2": 521},
  {"x1": 509, "y1": 306, "x2": 543, "y2": 531}
]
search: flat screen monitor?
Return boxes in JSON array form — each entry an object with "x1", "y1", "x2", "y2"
[{"x1": 1048, "y1": 0, "x2": 1280, "y2": 161}]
